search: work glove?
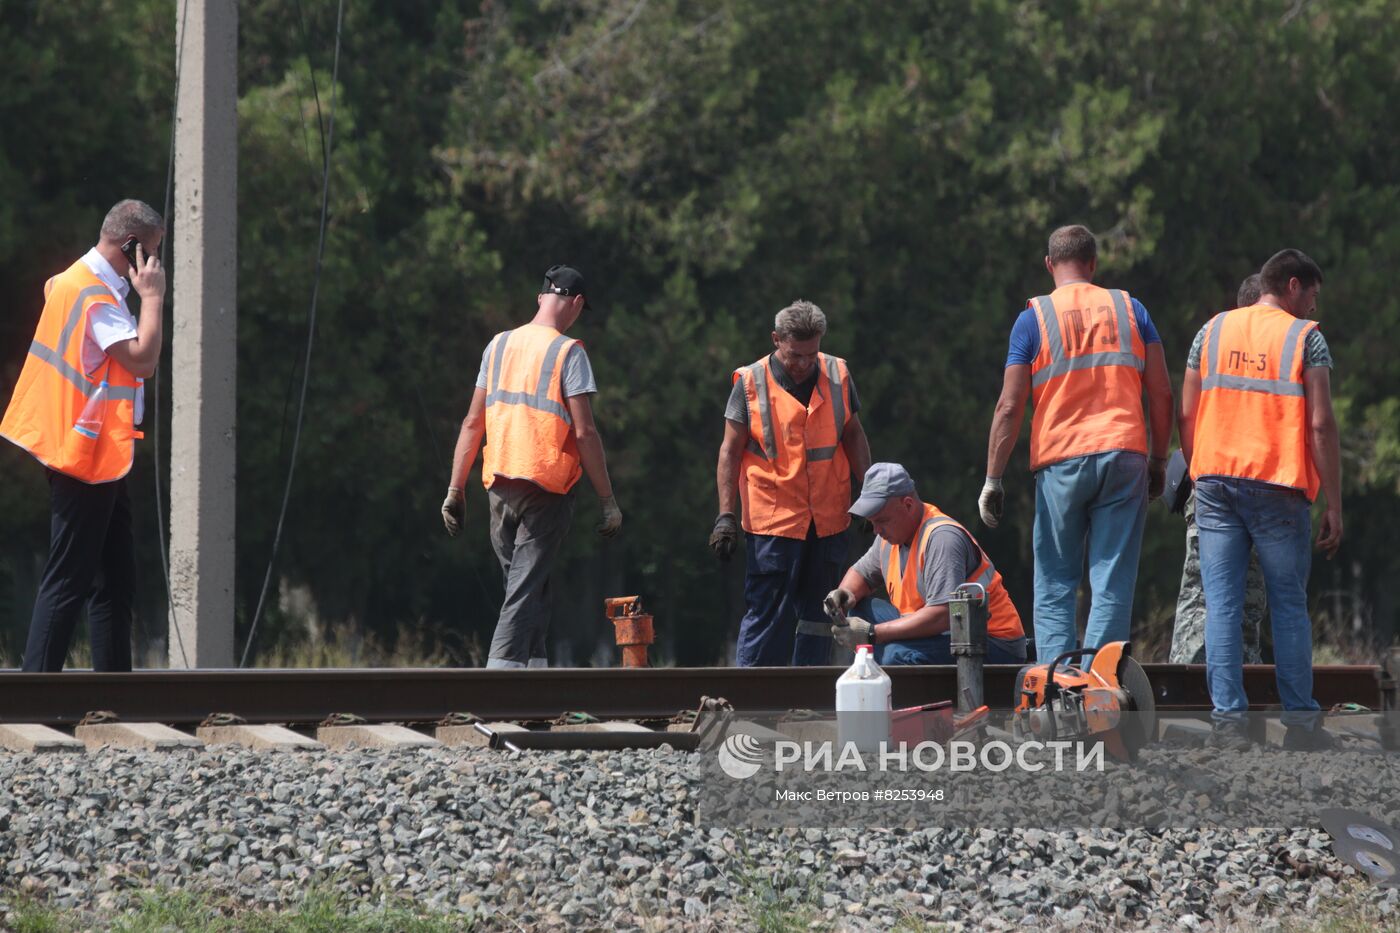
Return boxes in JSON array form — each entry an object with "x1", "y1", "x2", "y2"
[
  {"x1": 1147, "y1": 457, "x2": 1168, "y2": 502},
  {"x1": 830, "y1": 617, "x2": 874, "y2": 652},
  {"x1": 441, "y1": 488, "x2": 465, "y2": 537},
  {"x1": 978, "y1": 476, "x2": 1004, "y2": 529},
  {"x1": 597, "y1": 495, "x2": 624, "y2": 538},
  {"x1": 823, "y1": 587, "x2": 856, "y2": 622},
  {"x1": 709, "y1": 512, "x2": 739, "y2": 561}
]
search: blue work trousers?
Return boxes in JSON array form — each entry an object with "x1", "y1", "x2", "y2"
[
  {"x1": 736, "y1": 527, "x2": 847, "y2": 666},
  {"x1": 1195, "y1": 477, "x2": 1320, "y2": 725},
  {"x1": 1032, "y1": 450, "x2": 1148, "y2": 662},
  {"x1": 861, "y1": 598, "x2": 1027, "y2": 665}
]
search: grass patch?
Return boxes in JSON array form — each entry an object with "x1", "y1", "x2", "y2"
[
  {"x1": 1269, "y1": 884, "x2": 1400, "y2": 933},
  {"x1": 2, "y1": 886, "x2": 473, "y2": 932},
  {"x1": 726, "y1": 844, "x2": 830, "y2": 933},
  {"x1": 888, "y1": 913, "x2": 949, "y2": 932},
  {"x1": 5, "y1": 896, "x2": 69, "y2": 933}
]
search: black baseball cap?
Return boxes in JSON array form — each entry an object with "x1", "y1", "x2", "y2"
[{"x1": 541, "y1": 264, "x2": 591, "y2": 310}]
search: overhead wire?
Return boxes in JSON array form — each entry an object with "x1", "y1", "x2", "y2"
[
  {"x1": 272, "y1": 0, "x2": 329, "y2": 490},
  {"x1": 154, "y1": 0, "x2": 487, "y2": 667},
  {"x1": 239, "y1": 0, "x2": 347, "y2": 668}
]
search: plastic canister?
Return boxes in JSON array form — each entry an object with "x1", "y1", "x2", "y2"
[{"x1": 836, "y1": 644, "x2": 892, "y2": 753}]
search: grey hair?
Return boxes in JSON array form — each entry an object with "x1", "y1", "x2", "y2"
[
  {"x1": 773, "y1": 300, "x2": 827, "y2": 341},
  {"x1": 100, "y1": 200, "x2": 164, "y2": 242}
]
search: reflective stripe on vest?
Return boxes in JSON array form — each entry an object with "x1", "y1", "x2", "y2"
[
  {"x1": 743, "y1": 355, "x2": 847, "y2": 464},
  {"x1": 735, "y1": 353, "x2": 853, "y2": 539},
  {"x1": 485, "y1": 330, "x2": 575, "y2": 424},
  {"x1": 26, "y1": 340, "x2": 140, "y2": 401},
  {"x1": 1025, "y1": 284, "x2": 1149, "y2": 471},
  {"x1": 57, "y1": 286, "x2": 111, "y2": 357},
  {"x1": 1029, "y1": 290, "x2": 1143, "y2": 388},
  {"x1": 882, "y1": 504, "x2": 1024, "y2": 641},
  {"x1": 1191, "y1": 306, "x2": 1319, "y2": 500},
  {"x1": 1202, "y1": 314, "x2": 1309, "y2": 397},
  {"x1": 745, "y1": 360, "x2": 777, "y2": 459},
  {"x1": 479, "y1": 324, "x2": 583, "y2": 494},
  {"x1": 0, "y1": 260, "x2": 142, "y2": 483}
]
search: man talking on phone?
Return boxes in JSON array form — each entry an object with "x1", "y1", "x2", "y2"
[{"x1": 1, "y1": 199, "x2": 167, "y2": 671}]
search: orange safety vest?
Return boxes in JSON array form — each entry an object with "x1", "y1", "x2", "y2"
[
  {"x1": 735, "y1": 353, "x2": 853, "y2": 539},
  {"x1": 480, "y1": 323, "x2": 583, "y2": 494},
  {"x1": 1, "y1": 260, "x2": 143, "y2": 483},
  {"x1": 1027, "y1": 283, "x2": 1148, "y2": 470},
  {"x1": 882, "y1": 503, "x2": 1024, "y2": 641},
  {"x1": 1190, "y1": 304, "x2": 1320, "y2": 501}
]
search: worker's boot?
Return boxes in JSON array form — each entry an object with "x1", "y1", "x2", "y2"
[
  {"x1": 1282, "y1": 724, "x2": 1337, "y2": 751},
  {"x1": 1206, "y1": 720, "x2": 1252, "y2": 752}
]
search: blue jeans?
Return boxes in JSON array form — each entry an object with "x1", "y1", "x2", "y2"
[
  {"x1": 861, "y1": 598, "x2": 1028, "y2": 665},
  {"x1": 1033, "y1": 450, "x2": 1147, "y2": 662},
  {"x1": 1195, "y1": 477, "x2": 1319, "y2": 725},
  {"x1": 736, "y1": 528, "x2": 848, "y2": 666}
]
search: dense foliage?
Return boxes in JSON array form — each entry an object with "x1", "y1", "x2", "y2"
[{"x1": 2, "y1": 0, "x2": 1397, "y2": 665}]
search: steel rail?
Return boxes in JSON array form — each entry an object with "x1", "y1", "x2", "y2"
[{"x1": 0, "y1": 665, "x2": 1383, "y2": 727}]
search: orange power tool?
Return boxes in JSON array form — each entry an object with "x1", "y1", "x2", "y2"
[{"x1": 1011, "y1": 642, "x2": 1157, "y2": 761}]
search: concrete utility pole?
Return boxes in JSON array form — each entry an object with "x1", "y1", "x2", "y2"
[{"x1": 169, "y1": 0, "x2": 237, "y2": 667}]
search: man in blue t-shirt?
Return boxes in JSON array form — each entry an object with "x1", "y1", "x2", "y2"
[{"x1": 980, "y1": 225, "x2": 1173, "y2": 661}]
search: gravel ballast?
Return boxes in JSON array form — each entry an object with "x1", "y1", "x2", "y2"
[{"x1": 0, "y1": 743, "x2": 1395, "y2": 930}]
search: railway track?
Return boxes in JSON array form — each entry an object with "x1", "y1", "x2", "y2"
[{"x1": 0, "y1": 663, "x2": 1386, "y2": 727}]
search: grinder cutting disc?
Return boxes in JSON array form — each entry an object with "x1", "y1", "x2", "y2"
[
  {"x1": 1321, "y1": 808, "x2": 1400, "y2": 853},
  {"x1": 1117, "y1": 654, "x2": 1157, "y2": 757},
  {"x1": 1332, "y1": 838, "x2": 1400, "y2": 887}
]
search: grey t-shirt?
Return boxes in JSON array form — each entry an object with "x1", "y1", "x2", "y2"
[
  {"x1": 1186, "y1": 320, "x2": 1332, "y2": 371},
  {"x1": 725, "y1": 355, "x2": 862, "y2": 424},
  {"x1": 852, "y1": 525, "x2": 981, "y2": 608},
  {"x1": 474, "y1": 335, "x2": 597, "y2": 396}
]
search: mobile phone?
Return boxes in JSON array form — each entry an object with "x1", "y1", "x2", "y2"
[{"x1": 120, "y1": 237, "x2": 142, "y2": 271}]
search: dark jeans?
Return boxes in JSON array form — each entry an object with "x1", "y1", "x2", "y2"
[
  {"x1": 1195, "y1": 476, "x2": 1319, "y2": 724},
  {"x1": 736, "y1": 527, "x2": 848, "y2": 666},
  {"x1": 485, "y1": 478, "x2": 575, "y2": 668},
  {"x1": 23, "y1": 470, "x2": 134, "y2": 672}
]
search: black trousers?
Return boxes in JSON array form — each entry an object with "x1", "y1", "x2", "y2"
[{"x1": 22, "y1": 470, "x2": 134, "y2": 672}]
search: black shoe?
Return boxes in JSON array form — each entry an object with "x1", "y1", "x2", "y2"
[
  {"x1": 1207, "y1": 721, "x2": 1252, "y2": 751},
  {"x1": 1283, "y1": 725, "x2": 1337, "y2": 751}
]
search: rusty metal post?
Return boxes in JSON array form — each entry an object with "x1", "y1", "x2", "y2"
[
  {"x1": 948, "y1": 583, "x2": 988, "y2": 715},
  {"x1": 606, "y1": 596, "x2": 654, "y2": 668}
]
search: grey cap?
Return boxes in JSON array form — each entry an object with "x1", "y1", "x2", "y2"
[{"x1": 849, "y1": 462, "x2": 918, "y2": 518}]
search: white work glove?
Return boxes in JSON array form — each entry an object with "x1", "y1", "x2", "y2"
[
  {"x1": 978, "y1": 476, "x2": 1004, "y2": 529},
  {"x1": 830, "y1": 617, "x2": 874, "y2": 652},
  {"x1": 441, "y1": 488, "x2": 465, "y2": 537},
  {"x1": 823, "y1": 587, "x2": 855, "y2": 622},
  {"x1": 597, "y1": 495, "x2": 623, "y2": 538}
]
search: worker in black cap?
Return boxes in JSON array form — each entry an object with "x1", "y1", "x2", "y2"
[{"x1": 441, "y1": 265, "x2": 622, "y2": 668}]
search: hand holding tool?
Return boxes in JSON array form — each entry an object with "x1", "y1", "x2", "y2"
[
  {"x1": 830, "y1": 617, "x2": 873, "y2": 652},
  {"x1": 823, "y1": 587, "x2": 855, "y2": 623}
]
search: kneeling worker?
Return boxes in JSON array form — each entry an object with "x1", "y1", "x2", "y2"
[{"x1": 825, "y1": 463, "x2": 1027, "y2": 664}]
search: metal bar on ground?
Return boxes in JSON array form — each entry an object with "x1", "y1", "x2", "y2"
[{"x1": 475, "y1": 725, "x2": 703, "y2": 752}]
